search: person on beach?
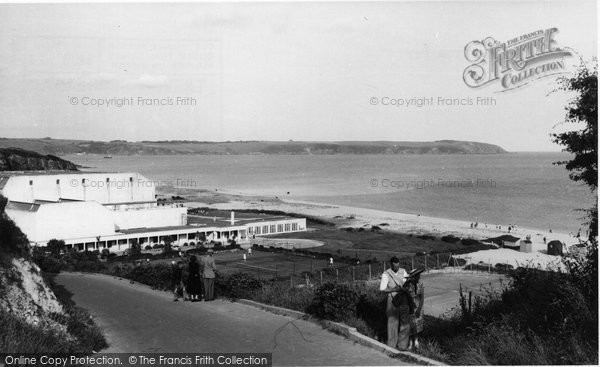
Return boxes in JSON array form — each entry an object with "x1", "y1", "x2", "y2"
[
  {"x1": 405, "y1": 268, "x2": 425, "y2": 350},
  {"x1": 380, "y1": 256, "x2": 411, "y2": 350},
  {"x1": 201, "y1": 249, "x2": 217, "y2": 301},
  {"x1": 187, "y1": 255, "x2": 202, "y2": 301},
  {"x1": 171, "y1": 261, "x2": 186, "y2": 301}
]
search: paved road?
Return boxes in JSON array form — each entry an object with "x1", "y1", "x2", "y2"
[{"x1": 55, "y1": 273, "x2": 407, "y2": 366}]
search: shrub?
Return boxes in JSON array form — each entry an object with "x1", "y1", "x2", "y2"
[
  {"x1": 308, "y1": 283, "x2": 359, "y2": 322},
  {"x1": 251, "y1": 281, "x2": 314, "y2": 312},
  {"x1": 356, "y1": 287, "x2": 387, "y2": 341},
  {"x1": 441, "y1": 235, "x2": 461, "y2": 243},
  {"x1": 216, "y1": 272, "x2": 263, "y2": 300},
  {"x1": 494, "y1": 263, "x2": 514, "y2": 272},
  {"x1": 0, "y1": 310, "x2": 72, "y2": 353},
  {"x1": 35, "y1": 256, "x2": 63, "y2": 273},
  {"x1": 124, "y1": 263, "x2": 173, "y2": 291},
  {"x1": 461, "y1": 238, "x2": 482, "y2": 246},
  {"x1": 144, "y1": 245, "x2": 152, "y2": 250}
]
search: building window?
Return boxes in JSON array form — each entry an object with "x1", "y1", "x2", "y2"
[
  {"x1": 292, "y1": 223, "x2": 298, "y2": 231},
  {"x1": 255, "y1": 226, "x2": 261, "y2": 235},
  {"x1": 270, "y1": 225, "x2": 276, "y2": 233},
  {"x1": 285, "y1": 223, "x2": 291, "y2": 231},
  {"x1": 248, "y1": 227, "x2": 254, "y2": 235},
  {"x1": 277, "y1": 224, "x2": 283, "y2": 232},
  {"x1": 263, "y1": 225, "x2": 268, "y2": 234}
]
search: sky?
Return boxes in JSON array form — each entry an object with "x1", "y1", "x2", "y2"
[{"x1": 0, "y1": 1, "x2": 597, "y2": 151}]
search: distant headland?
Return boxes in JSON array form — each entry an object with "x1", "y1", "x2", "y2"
[{"x1": 0, "y1": 138, "x2": 508, "y2": 156}]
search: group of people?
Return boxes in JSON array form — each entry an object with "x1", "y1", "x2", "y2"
[
  {"x1": 171, "y1": 250, "x2": 218, "y2": 302},
  {"x1": 380, "y1": 256, "x2": 425, "y2": 351}
]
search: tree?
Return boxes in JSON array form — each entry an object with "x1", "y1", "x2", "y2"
[
  {"x1": 552, "y1": 59, "x2": 598, "y2": 237},
  {"x1": 163, "y1": 236, "x2": 173, "y2": 254},
  {"x1": 553, "y1": 59, "x2": 598, "y2": 321},
  {"x1": 46, "y1": 239, "x2": 65, "y2": 257},
  {"x1": 129, "y1": 239, "x2": 141, "y2": 257}
]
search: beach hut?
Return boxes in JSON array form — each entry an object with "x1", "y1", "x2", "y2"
[
  {"x1": 519, "y1": 239, "x2": 533, "y2": 253},
  {"x1": 547, "y1": 240, "x2": 566, "y2": 256},
  {"x1": 500, "y1": 235, "x2": 521, "y2": 250}
]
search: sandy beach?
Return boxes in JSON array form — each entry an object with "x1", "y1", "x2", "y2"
[
  {"x1": 161, "y1": 186, "x2": 580, "y2": 245},
  {"x1": 159, "y1": 186, "x2": 585, "y2": 270}
]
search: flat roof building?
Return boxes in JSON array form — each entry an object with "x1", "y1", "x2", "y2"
[{"x1": 1, "y1": 171, "x2": 306, "y2": 252}]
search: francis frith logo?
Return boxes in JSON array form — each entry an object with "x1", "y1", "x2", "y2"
[{"x1": 463, "y1": 28, "x2": 572, "y2": 91}]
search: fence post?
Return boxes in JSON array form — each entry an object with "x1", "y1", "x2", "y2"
[
  {"x1": 290, "y1": 275, "x2": 293, "y2": 288},
  {"x1": 336, "y1": 268, "x2": 339, "y2": 282},
  {"x1": 306, "y1": 273, "x2": 309, "y2": 286},
  {"x1": 424, "y1": 255, "x2": 427, "y2": 270},
  {"x1": 411, "y1": 257, "x2": 414, "y2": 270},
  {"x1": 437, "y1": 254, "x2": 439, "y2": 269},
  {"x1": 320, "y1": 271, "x2": 323, "y2": 285},
  {"x1": 369, "y1": 264, "x2": 372, "y2": 280},
  {"x1": 352, "y1": 266, "x2": 355, "y2": 282},
  {"x1": 488, "y1": 259, "x2": 491, "y2": 273}
]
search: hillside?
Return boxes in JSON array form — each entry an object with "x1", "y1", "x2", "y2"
[
  {"x1": 0, "y1": 196, "x2": 106, "y2": 353},
  {"x1": 0, "y1": 147, "x2": 79, "y2": 171},
  {"x1": 0, "y1": 138, "x2": 508, "y2": 156}
]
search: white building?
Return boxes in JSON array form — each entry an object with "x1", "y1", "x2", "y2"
[{"x1": 1, "y1": 171, "x2": 306, "y2": 252}]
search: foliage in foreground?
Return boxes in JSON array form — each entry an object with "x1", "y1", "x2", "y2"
[{"x1": 419, "y1": 266, "x2": 598, "y2": 365}]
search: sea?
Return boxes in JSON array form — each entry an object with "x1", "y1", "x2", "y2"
[{"x1": 64, "y1": 152, "x2": 595, "y2": 234}]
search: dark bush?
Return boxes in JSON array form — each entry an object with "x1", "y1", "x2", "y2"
[
  {"x1": 216, "y1": 272, "x2": 263, "y2": 300},
  {"x1": 356, "y1": 288, "x2": 387, "y2": 341},
  {"x1": 441, "y1": 235, "x2": 461, "y2": 243},
  {"x1": 35, "y1": 256, "x2": 63, "y2": 273},
  {"x1": 0, "y1": 198, "x2": 31, "y2": 258},
  {"x1": 417, "y1": 234, "x2": 436, "y2": 241},
  {"x1": 125, "y1": 263, "x2": 173, "y2": 290},
  {"x1": 494, "y1": 263, "x2": 514, "y2": 272},
  {"x1": 144, "y1": 245, "x2": 152, "y2": 250},
  {"x1": 461, "y1": 238, "x2": 482, "y2": 246},
  {"x1": 308, "y1": 283, "x2": 359, "y2": 322}
]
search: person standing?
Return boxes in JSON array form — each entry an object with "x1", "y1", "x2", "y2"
[
  {"x1": 380, "y1": 256, "x2": 410, "y2": 350},
  {"x1": 201, "y1": 249, "x2": 217, "y2": 301},
  {"x1": 406, "y1": 268, "x2": 425, "y2": 350},
  {"x1": 187, "y1": 255, "x2": 202, "y2": 302},
  {"x1": 171, "y1": 261, "x2": 186, "y2": 301}
]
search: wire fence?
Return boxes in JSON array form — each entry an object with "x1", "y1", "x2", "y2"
[{"x1": 225, "y1": 251, "x2": 511, "y2": 287}]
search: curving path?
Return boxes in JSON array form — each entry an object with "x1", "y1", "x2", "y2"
[{"x1": 55, "y1": 273, "x2": 407, "y2": 366}]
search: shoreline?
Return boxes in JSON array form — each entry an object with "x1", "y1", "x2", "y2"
[{"x1": 160, "y1": 186, "x2": 580, "y2": 247}]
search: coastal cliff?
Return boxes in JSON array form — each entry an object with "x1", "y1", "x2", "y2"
[
  {"x1": 0, "y1": 138, "x2": 508, "y2": 156},
  {"x1": 0, "y1": 148, "x2": 78, "y2": 171},
  {"x1": 0, "y1": 196, "x2": 106, "y2": 352}
]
